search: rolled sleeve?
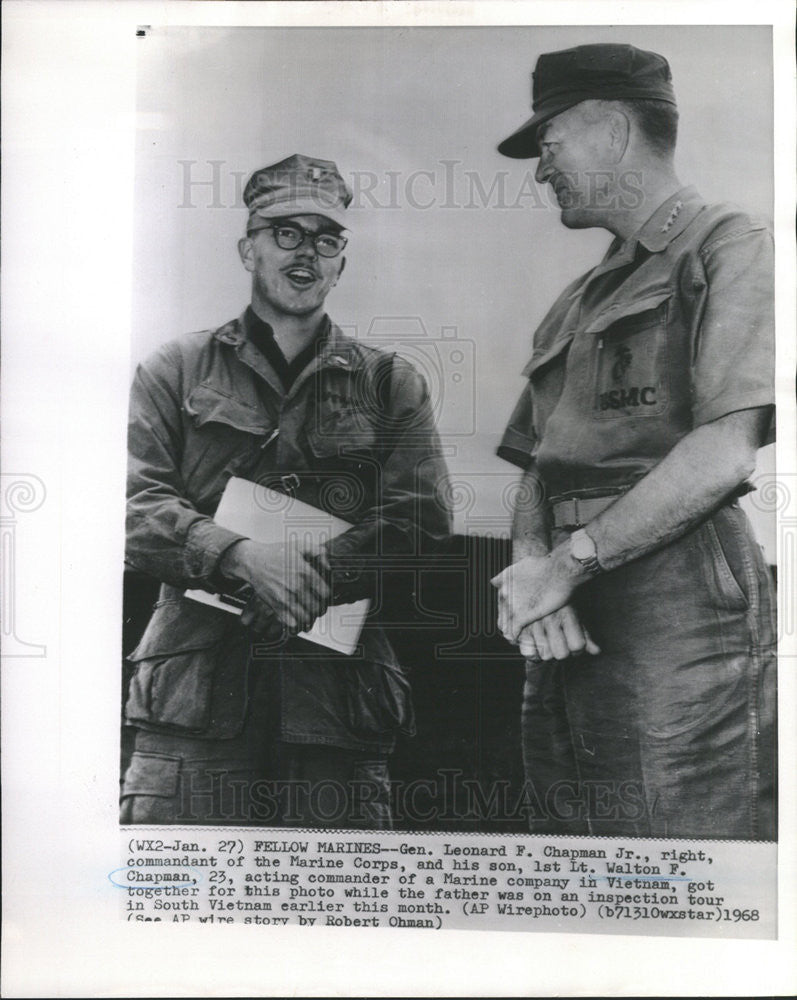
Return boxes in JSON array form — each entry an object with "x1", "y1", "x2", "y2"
[
  {"x1": 691, "y1": 223, "x2": 775, "y2": 436},
  {"x1": 496, "y1": 383, "x2": 536, "y2": 469}
]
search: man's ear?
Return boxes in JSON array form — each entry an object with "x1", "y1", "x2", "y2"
[
  {"x1": 238, "y1": 236, "x2": 255, "y2": 272},
  {"x1": 607, "y1": 109, "x2": 630, "y2": 161}
]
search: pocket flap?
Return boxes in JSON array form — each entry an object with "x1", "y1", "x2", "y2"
[
  {"x1": 129, "y1": 597, "x2": 233, "y2": 661},
  {"x1": 523, "y1": 332, "x2": 575, "y2": 380},
  {"x1": 306, "y1": 416, "x2": 378, "y2": 457},
  {"x1": 184, "y1": 382, "x2": 273, "y2": 435},
  {"x1": 121, "y1": 752, "x2": 181, "y2": 798},
  {"x1": 584, "y1": 290, "x2": 672, "y2": 335}
]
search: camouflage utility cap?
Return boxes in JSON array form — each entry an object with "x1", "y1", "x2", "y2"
[{"x1": 244, "y1": 154, "x2": 353, "y2": 231}]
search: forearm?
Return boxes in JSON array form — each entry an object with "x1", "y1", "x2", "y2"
[
  {"x1": 324, "y1": 495, "x2": 450, "y2": 603},
  {"x1": 495, "y1": 408, "x2": 768, "y2": 642},
  {"x1": 507, "y1": 463, "x2": 599, "y2": 657},
  {"x1": 556, "y1": 407, "x2": 768, "y2": 575},
  {"x1": 512, "y1": 463, "x2": 552, "y2": 560}
]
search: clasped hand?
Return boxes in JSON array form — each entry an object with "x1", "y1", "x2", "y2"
[
  {"x1": 222, "y1": 538, "x2": 331, "y2": 638},
  {"x1": 491, "y1": 551, "x2": 599, "y2": 661}
]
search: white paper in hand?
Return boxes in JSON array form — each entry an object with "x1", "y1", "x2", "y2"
[{"x1": 185, "y1": 477, "x2": 370, "y2": 655}]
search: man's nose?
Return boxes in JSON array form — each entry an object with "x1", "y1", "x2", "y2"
[
  {"x1": 295, "y1": 236, "x2": 318, "y2": 258},
  {"x1": 535, "y1": 157, "x2": 553, "y2": 184}
]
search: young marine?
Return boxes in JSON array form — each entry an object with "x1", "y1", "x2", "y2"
[{"x1": 122, "y1": 154, "x2": 451, "y2": 828}]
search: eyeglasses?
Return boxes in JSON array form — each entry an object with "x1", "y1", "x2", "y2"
[{"x1": 263, "y1": 223, "x2": 348, "y2": 258}]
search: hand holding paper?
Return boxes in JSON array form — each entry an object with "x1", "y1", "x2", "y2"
[
  {"x1": 185, "y1": 477, "x2": 371, "y2": 654},
  {"x1": 220, "y1": 538, "x2": 331, "y2": 634}
]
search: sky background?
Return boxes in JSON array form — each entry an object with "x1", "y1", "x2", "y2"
[{"x1": 132, "y1": 24, "x2": 775, "y2": 544}]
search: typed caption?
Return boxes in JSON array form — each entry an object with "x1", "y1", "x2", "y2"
[{"x1": 116, "y1": 830, "x2": 775, "y2": 939}]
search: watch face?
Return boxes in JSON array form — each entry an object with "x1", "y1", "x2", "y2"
[{"x1": 571, "y1": 530, "x2": 596, "y2": 561}]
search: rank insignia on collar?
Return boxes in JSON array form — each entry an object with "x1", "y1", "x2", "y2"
[{"x1": 661, "y1": 200, "x2": 683, "y2": 234}]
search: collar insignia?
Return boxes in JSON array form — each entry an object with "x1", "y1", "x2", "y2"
[{"x1": 661, "y1": 200, "x2": 683, "y2": 234}]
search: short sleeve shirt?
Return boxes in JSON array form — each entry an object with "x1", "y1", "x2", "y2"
[{"x1": 497, "y1": 188, "x2": 775, "y2": 502}]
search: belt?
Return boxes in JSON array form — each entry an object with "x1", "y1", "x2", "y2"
[{"x1": 551, "y1": 494, "x2": 619, "y2": 528}]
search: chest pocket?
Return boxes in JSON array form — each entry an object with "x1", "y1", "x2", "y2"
[
  {"x1": 305, "y1": 361, "x2": 390, "y2": 460},
  {"x1": 586, "y1": 290, "x2": 671, "y2": 419},
  {"x1": 306, "y1": 410, "x2": 379, "y2": 458},
  {"x1": 304, "y1": 417, "x2": 381, "y2": 522},
  {"x1": 184, "y1": 382, "x2": 274, "y2": 435},
  {"x1": 303, "y1": 369, "x2": 388, "y2": 523},
  {"x1": 182, "y1": 383, "x2": 276, "y2": 499}
]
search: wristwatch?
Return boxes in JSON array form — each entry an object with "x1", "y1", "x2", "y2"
[{"x1": 569, "y1": 528, "x2": 602, "y2": 576}]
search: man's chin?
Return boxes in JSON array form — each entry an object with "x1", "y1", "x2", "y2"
[
  {"x1": 559, "y1": 207, "x2": 603, "y2": 230},
  {"x1": 277, "y1": 295, "x2": 326, "y2": 317},
  {"x1": 287, "y1": 307, "x2": 323, "y2": 320}
]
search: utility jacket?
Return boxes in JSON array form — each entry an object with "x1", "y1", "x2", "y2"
[{"x1": 125, "y1": 313, "x2": 452, "y2": 752}]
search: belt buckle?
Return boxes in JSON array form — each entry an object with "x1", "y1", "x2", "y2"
[{"x1": 560, "y1": 497, "x2": 582, "y2": 527}]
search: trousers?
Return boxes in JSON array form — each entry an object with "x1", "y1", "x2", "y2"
[
  {"x1": 521, "y1": 503, "x2": 776, "y2": 839},
  {"x1": 120, "y1": 660, "x2": 392, "y2": 829}
]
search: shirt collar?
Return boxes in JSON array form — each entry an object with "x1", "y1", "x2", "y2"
[
  {"x1": 595, "y1": 186, "x2": 705, "y2": 272},
  {"x1": 213, "y1": 310, "x2": 367, "y2": 386},
  {"x1": 244, "y1": 306, "x2": 330, "y2": 350},
  {"x1": 215, "y1": 309, "x2": 331, "y2": 344},
  {"x1": 628, "y1": 185, "x2": 705, "y2": 253}
]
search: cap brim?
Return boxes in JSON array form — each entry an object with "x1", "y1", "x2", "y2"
[
  {"x1": 497, "y1": 99, "x2": 579, "y2": 158},
  {"x1": 249, "y1": 196, "x2": 349, "y2": 230}
]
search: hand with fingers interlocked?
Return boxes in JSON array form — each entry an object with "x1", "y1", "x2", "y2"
[
  {"x1": 491, "y1": 548, "x2": 600, "y2": 660},
  {"x1": 221, "y1": 538, "x2": 331, "y2": 637}
]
